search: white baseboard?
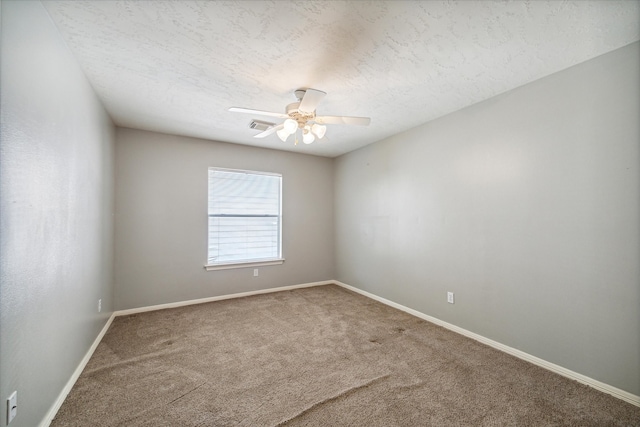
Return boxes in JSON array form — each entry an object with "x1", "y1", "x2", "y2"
[
  {"x1": 334, "y1": 280, "x2": 640, "y2": 408},
  {"x1": 39, "y1": 313, "x2": 117, "y2": 427},
  {"x1": 113, "y1": 280, "x2": 334, "y2": 316}
]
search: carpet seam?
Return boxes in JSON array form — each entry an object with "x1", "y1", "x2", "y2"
[
  {"x1": 168, "y1": 381, "x2": 208, "y2": 405},
  {"x1": 274, "y1": 374, "x2": 391, "y2": 426}
]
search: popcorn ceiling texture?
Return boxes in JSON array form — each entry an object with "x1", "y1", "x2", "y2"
[{"x1": 43, "y1": 1, "x2": 640, "y2": 157}]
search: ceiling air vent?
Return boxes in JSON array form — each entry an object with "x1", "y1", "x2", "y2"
[{"x1": 249, "y1": 120, "x2": 275, "y2": 132}]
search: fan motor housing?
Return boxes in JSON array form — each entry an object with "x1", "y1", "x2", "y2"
[{"x1": 286, "y1": 102, "x2": 315, "y2": 126}]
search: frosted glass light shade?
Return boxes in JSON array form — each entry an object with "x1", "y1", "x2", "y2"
[
  {"x1": 283, "y1": 118, "x2": 298, "y2": 133},
  {"x1": 276, "y1": 128, "x2": 290, "y2": 142},
  {"x1": 302, "y1": 127, "x2": 315, "y2": 144},
  {"x1": 311, "y1": 123, "x2": 326, "y2": 139}
]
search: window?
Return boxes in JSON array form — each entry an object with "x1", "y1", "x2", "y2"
[{"x1": 205, "y1": 168, "x2": 283, "y2": 270}]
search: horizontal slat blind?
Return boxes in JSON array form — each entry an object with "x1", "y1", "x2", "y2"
[{"x1": 208, "y1": 169, "x2": 282, "y2": 265}]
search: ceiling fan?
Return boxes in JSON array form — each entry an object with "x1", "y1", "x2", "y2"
[{"x1": 229, "y1": 88, "x2": 371, "y2": 145}]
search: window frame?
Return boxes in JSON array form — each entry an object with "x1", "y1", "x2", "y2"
[{"x1": 204, "y1": 167, "x2": 284, "y2": 271}]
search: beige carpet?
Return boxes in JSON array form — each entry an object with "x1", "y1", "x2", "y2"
[{"x1": 52, "y1": 285, "x2": 639, "y2": 426}]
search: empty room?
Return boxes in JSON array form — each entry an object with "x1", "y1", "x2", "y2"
[{"x1": 1, "y1": 0, "x2": 639, "y2": 426}]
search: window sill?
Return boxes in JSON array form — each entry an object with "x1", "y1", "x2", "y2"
[{"x1": 204, "y1": 259, "x2": 285, "y2": 271}]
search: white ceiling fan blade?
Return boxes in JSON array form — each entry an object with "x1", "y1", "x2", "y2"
[
  {"x1": 229, "y1": 107, "x2": 289, "y2": 119},
  {"x1": 254, "y1": 123, "x2": 283, "y2": 138},
  {"x1": 315, "y1": 115, "x2": 371, "y2": 126},
  {"x1": 298, "y1": 89, "x2": 326, "y2": 113}
]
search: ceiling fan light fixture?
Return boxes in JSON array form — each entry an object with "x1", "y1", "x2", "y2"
[
  {"x1": 311, "y1": 123, "x2": 326, "y2": 139},
  {"x1": 276, "y1": 128, "x2": 290, "y2": 142},
  {"x1": 283, "y1": 118, "x2": 298, "y2": 134},
  {"x1": 229, "y1": 88, "x2": 370, "y2": 147}
]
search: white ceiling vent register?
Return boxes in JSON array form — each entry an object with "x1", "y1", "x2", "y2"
[{"x1": 249, "y1": 120, "x2": 275, "y2": 132}]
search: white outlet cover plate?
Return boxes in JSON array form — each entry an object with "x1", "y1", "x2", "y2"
[
  {"x1": 7, "y1": 391, "x2": 17, "y2": 424},
  {"x1": 447, "y1": 292, "x2": 455, "y2": 304}
]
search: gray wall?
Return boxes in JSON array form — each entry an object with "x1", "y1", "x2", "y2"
[
  {"x1": 334, "y1": 42, "x2": 640, "y2": 395},
  {"x1": 114, "y1": 128, "x2": 334, "y2": 310},
  {"x1": 0, "y1": 1, "x2": 115, "y2": 426}
]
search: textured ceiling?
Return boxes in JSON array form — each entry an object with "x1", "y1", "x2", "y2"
[{"x1": 43, "y1": 0, "x2": 639, "y2": 157}]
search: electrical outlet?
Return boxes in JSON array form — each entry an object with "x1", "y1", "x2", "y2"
[
  {"x1": 253, "y1": 269, "x2": 259, "y2": 277},
  {"x1": 447, "y1": 292, "x2": 455, "y2": 304},
  {"x1": 7, "y1": 391, "x2": 17, "y2": 424},
  {"x1": 98, "y1": 299, "x2": 102, "y2": 313}
]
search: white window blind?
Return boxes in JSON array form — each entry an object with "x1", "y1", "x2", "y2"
[{"x1": 207, "y1": 168, "x2": 282, "y2": 267}]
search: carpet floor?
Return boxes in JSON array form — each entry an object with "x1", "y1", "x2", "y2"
[{"x1": 52, "y1": 285, "x2": 639, "y2": 426}]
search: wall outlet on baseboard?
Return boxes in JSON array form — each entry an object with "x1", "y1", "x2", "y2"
[
  {"x1": 447, "y1": 292, "x2": 455, "y2": 304},
  {"x1": 253, "y1": 269, "x2": 259, "y2": 277},
  {"x1": 7, "y1": 391, "x2": 17, "y2": 424},
  {"x1": 98, "y1": 299, "x2": 102, "y2": 313}
]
